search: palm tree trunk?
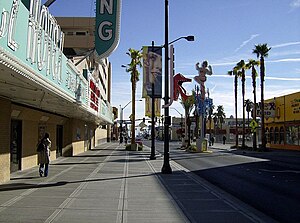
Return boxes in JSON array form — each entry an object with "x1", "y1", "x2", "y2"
[
  {"x1": 247, "y1": 111, "x2": 250, "y2": 141},
  {"x1": 242, "y1": 69, "x2": 246, "y2": 148},
  {"x1": 235, "y1": 74, "x2": 238, "y2": 147},
  {"x1": 260, "y1": 57, "x2": 266, "y2": 151},
  {"x1": 187, "y1": 117, "x2": 191, "y2": 147},
  {"x1": 252, "y1": 67, "x2": 257, "y2": 150},
  {"x1": 184, "y1": 110, "x2": 189, "y2": 147},
  {"x1": 209, "y1": 114, "x2": 212, "y2": 146},
  {"x1": 131, "y1": 76, "x2": 136, "y2": 145}
]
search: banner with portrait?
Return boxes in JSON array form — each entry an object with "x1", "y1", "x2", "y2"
[
  {"x1": 145, "y1": 97, "x2": 161, "y2": 117},
  {"x1": 142, "y1": 46, "x2": 162, "y2": 98}
]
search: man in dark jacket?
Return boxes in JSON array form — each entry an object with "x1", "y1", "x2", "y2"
[{"x1": 37, "y1": 133, "x2": 51, "y2": 177}]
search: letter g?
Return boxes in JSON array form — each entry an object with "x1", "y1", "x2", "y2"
[{"x1": 98, "y1": 21, "x2": 113, "y2": 41}]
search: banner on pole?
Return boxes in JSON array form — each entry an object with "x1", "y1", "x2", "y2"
[
  {"x1": 142, "y1": 46, "x2": 162, "y2": 98},
  {"x1": 145, "y1": 97, "x2": 161, "y2": 117}
]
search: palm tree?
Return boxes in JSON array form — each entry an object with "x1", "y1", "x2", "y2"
[
  {"x1": 245, "y1": 99, "x2": 253, "y2": 141},
  {"x1": 215, "y1": 105, "x2": 226, "y2": 130},
  {"x1": 245, "y1": 59, "x2": 260, "y2": 150},
  {"x1": 193, "y1": 89, "x2": 200, "y2": 139},
  {"x1": 253, "y1": 44, "x2": 271, "y2": 151},
  {"x1": 228, "y1": 68, "x2": 239, "y2": 148},
  {"x1": 180, "y1": 96, "x2": 195, "y2": 148},
  {"x1": 235, "y1": 60, "x2": 246, "y2": 148},
  {"x1": 208, "y1": 105, "x2": 215, "y2": 145},
  {"x1": 124, "y1": 48, "x2": 143, "y2": 146},
  {"x1": 213, "y1": 115, "x2": 218, "y2": 137}
]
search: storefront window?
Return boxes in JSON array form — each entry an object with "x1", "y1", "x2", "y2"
[
  {"x1": 274, "y1": 127, "x2": 279, "y2": 144},
  {"x1": 266, "y1": 128, "x2": 270, "y2": 143},
  {"x1": 279, "y1": 127, "x2": 284, "y2": 144},
  {"x1": 286, "y1": 126, "x2": 299, "y2": 145},
  {"x1": 270, "y1": 127, "x2": 274, "y2": 144}
]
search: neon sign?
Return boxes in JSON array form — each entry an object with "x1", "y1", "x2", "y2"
[
  {"x1": 95, "y1": 0, "x2": 121, "y2": 59},
  {"x1": 89, "y1": 79, "x2": 100, "y2": 112},
  {"x1": 0, "y1": 0, "x2": 64, "y2": 81}
]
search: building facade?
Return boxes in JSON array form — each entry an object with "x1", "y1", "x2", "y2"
[
  {"x1": 265, "y1": 91, "x2": 300, "y2": 150},
  {"x1": 0, "y1": 1, "x2": 113, "y2": 183}
]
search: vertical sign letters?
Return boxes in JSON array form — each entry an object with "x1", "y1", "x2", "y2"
[{"x1": 95, "y1": 0, "x2": 121, "y2": 59}]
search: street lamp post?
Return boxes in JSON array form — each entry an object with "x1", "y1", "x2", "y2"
[
  {"x1": 161, "y1": 0, "x2": 194, "y2": 174},
  {"x1": 119, "y1": 105, "x2": 123, "y2": 143},
  {"x1": 162, "y1": 0, "x2": 172, "y2": 174}
]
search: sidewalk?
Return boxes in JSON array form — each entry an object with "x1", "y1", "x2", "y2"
[
  {"x1": 209, "y1": 142, "x2": 235, "y2": 150},
  {"x1": 0, "y1": 143, "x2": 276, "y2": 223}
]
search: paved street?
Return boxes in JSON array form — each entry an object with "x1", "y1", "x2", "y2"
[
  {"x1": 147, "y1": 140, "x2": 300, "y2": 223},
  {"x1": 0, "y1": 143, "x2": 276, "y2": 223}
]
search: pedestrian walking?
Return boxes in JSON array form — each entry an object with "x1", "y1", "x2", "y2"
[
  {"x1": 210, "y1": 135, "x2": 215, "y2": 146},
  {"x1": 222, "y1": 135, "x2": 226, "y2": 145},
  {"x1": 37, "y1": 133, "x2": 51, "y2": 177}
]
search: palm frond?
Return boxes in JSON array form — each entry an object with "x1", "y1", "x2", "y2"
[
  {"x1": 125, "y1": 48, "x2": 143, "y2": 84},
  {"x1": 253, "y1": 43, "x2": 271, "y2": 58}
]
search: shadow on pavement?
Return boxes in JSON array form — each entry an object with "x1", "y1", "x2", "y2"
[
  {"x1": 1, "y1": 172, "x2": 155, "y2": 192},
  {"x1": 51, "y1": 162, "x2": 103, "y2": 166}
]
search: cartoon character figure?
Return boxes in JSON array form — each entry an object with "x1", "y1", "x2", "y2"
[{"x1": 194, "y1": 61, "x2": 212, "y2": 100}]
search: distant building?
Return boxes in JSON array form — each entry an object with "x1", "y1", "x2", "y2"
[
  {"x1": 222, "y1": 117, "x2": 254, "y2": 142},
  {"x1": 171, "y1": 117, "x2": 185, "y2": 141},
  {"x1": 169, "y1": 91, "x2": 300, "y2": 151}
]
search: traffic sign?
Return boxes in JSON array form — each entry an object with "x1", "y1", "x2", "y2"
[{"x1": 249, "y1": 120, "x2": 258, "y2": 132}]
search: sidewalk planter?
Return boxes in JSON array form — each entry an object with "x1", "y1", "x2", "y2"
[
  {"x1": 62, "y1": 144, "x2": 73, "y2": 157},
  {"x1": 186, "y1": 145, "x2": 197, "y2": 152},
  {"x1": 196, "y1": 138, "x2": 208, "y2": 152}
]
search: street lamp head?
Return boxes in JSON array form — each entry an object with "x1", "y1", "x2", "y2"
[
  {"x1": 167, "y1": 35, "x2": 195, "y2": 46},
  {"x1": 184, "y1": 35, "x2": 195, "y2": 42},
  {"x1": 122, "y1": 99, "x2": 143, "y2": 110}
]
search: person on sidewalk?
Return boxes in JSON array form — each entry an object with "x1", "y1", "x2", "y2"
[
  {"x1": 37, "y1": 133, "x2": 51, "y2": 177},
  {"x1": 210, "y1": 135, "x2": 215, "y2": 146},
  {"x1": 222, "y1": 135, "x2": 227, "y2": 145}
]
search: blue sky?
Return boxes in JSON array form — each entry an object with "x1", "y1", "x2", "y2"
[{"x1": 48, "y1": 0, "x2": 300, "y2": 121}]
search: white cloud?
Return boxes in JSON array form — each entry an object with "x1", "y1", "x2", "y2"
[
  {"x1": 211, "y1": 61, "x2": 237, "y2": 67},
  {"x1": 187, "y1": 73, "x2": 300, "y2": 81},
  {"x1": 290, "y1": 0, "x2": 300, "y2": 8},
  {"x1": 204, "y1": 57, "x2": 300, "y2": 69},
  {"x1": 234, "y1": 34, "x2": 260, "y2": 53},
  {"x1": 267, "y1": 58, "x2": 300, "y2": 63},
  {"x1": 271, "y1": 50, "x2": 300, "y2": 58},
  {"x1": 265, "y1": 76, "x2": 300, "y2": 81},
  {"x1": 271, "y1": 41, "x2": 300, "y2": 49}
]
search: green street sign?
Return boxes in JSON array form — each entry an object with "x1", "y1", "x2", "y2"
[{"x1": 95, "y1": 0, "x2": 121, "y2": 59}]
